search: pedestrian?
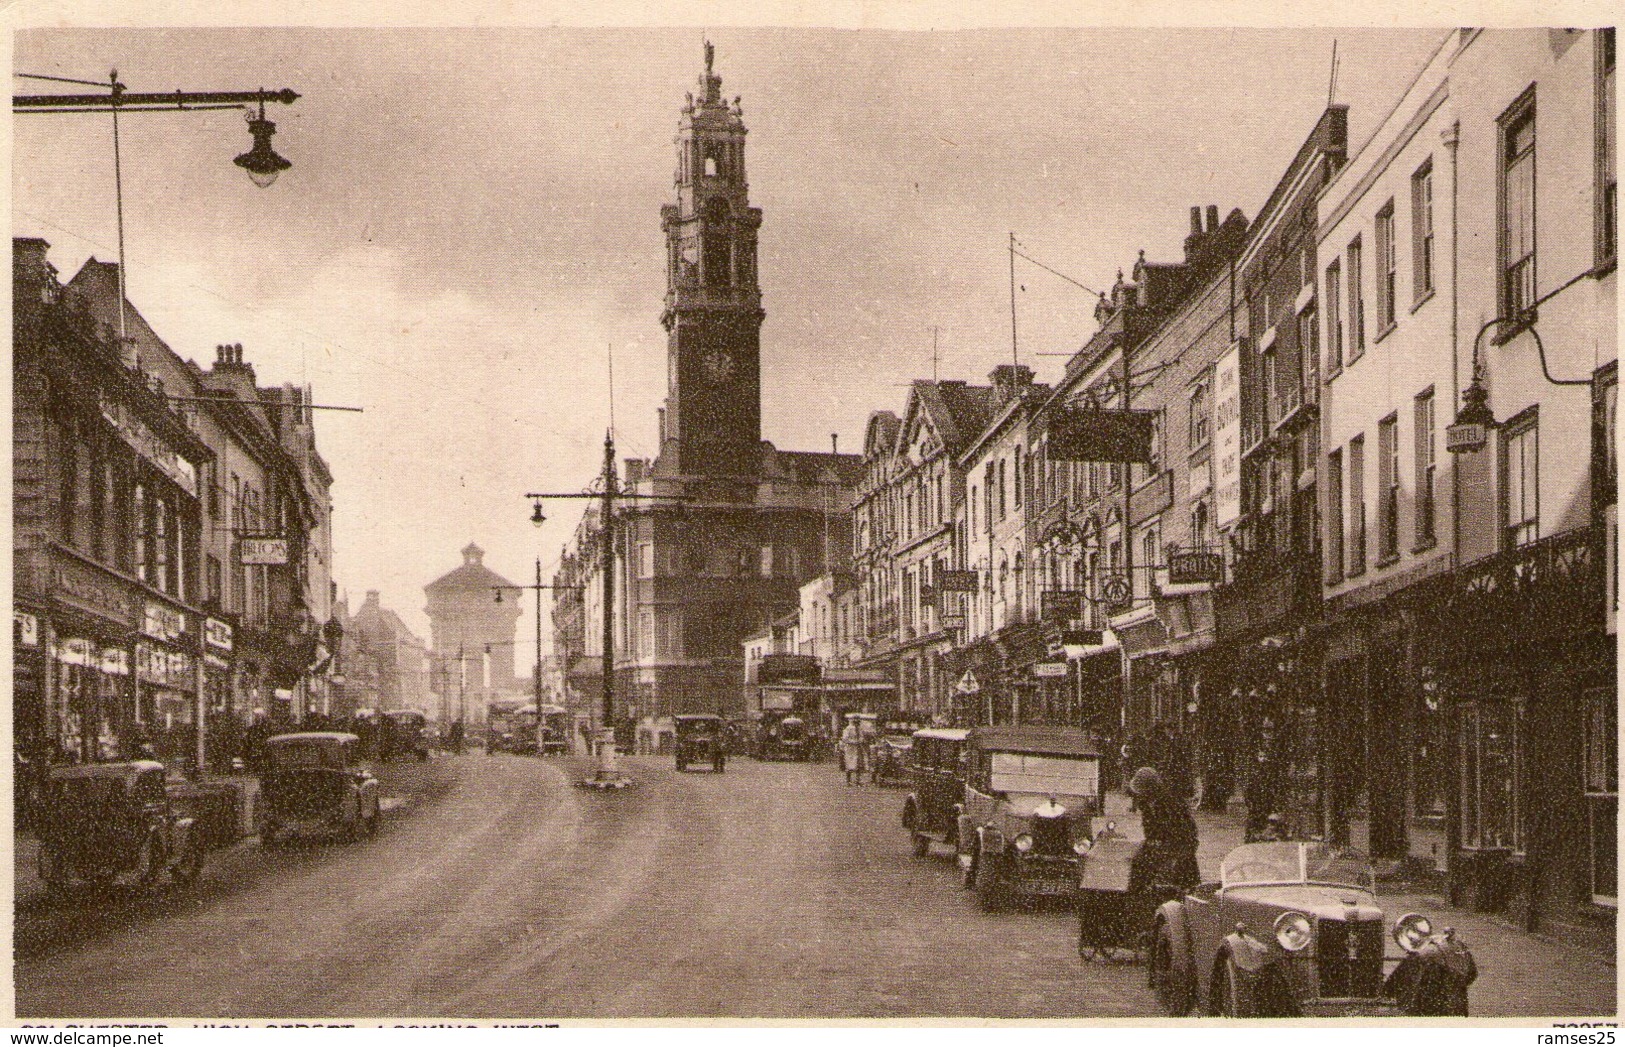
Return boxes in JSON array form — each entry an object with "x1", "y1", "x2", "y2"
[
  {"x1": 1127, "y1": 766, "x2": 1200, "y2": 894},
  {"x1": 839, "y1": 717, "x2": 864, "y2": 786},
  {"x1": 1154, "y1": 723, "x2": 1195, "y2": 802},
  {"x1": 1243, "y1": 718, "x2": 1286, "y2": 841}
]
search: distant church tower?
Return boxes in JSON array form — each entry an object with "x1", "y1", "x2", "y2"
[{"x1": 659, "y1": 40, "x2": 764, "y2": 477}]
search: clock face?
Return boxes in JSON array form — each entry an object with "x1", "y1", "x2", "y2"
[{"x1": 701, "y1": 349, "x2": 735, "y2": 382}]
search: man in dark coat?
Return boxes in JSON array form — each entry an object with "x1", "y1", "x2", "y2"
[
  {"x1": 1128, "y1": 766, "x2": 1201, "y2": 894},
  {"x1": 1243, "y1": 718, "x2": 1287, "y2": 841}
]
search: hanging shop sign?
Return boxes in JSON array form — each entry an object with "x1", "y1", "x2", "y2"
[
  {"x1": 1041, "y1": 589, "x2": 1090, "y2": 622},
  {"x1": 956, "y1": 670, "x2": 981, "y2": 695},
  {"x1": 205, "y1": 617, "x2": 234, "y2": 652},
  {"x1": 143, "y1": 602, "x2": 187, "y2": 643},
  {"x1": 98, "y1": 393, "x2": 199, "y2": 497},
  {"x1": 1166, "y1": 549, "x2": 1224, "y2": 587},
  {"x1": 14, "y1": 612, "x2": 39, "y2": 648},
  {"x1": 1045, "y1": 405, "x2": 1156, "y2": 463},
  {"x1": 1213, "y1": 343, "x2": 1242, "y2": 529},
  {"x1": 240, "y1": 538, "x2": 290, "y2": 566},
  {"x1": 205, "y1": 652, "x2": 231, "y2": 671},
  {"x1": 55, "y1": 637, "x2": 93, "y2": 666},
  {"x1": 136, "y1": 643, "x2": 193, "y2": 688}
]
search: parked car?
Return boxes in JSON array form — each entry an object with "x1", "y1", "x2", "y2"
[
  {"x1": 901, "y1": 727, "x2": 971, "y2": 857},
  {"x1": 380, "y1": 710, "x2": 430, "y2": 762},
  {"x1": 36, "y1": 760, "x2": 205, "y2": 892},
  {"x1": 956, "y1": 726, "x2": 1101, "y2": 910},
  {"x1": 258, "y1": 732, "x2": 381, "y2": 845},
  {"x1": 1149, "y1": 841, "x2": 1477, "y2": 1017},
  {"x1": 674, "y1": 714, "x2": 727, "y2": 772},
  {"x1": 870, "y1": 712, "x2": 930, "y2": 785}
]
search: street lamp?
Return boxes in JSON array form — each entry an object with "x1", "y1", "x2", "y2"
[
  {"x1": 15, "y1": 71, "x2": 300, "y2": 348},
  {"x1": 493, "y1": 561, "x2": 582, "y2": 756},
  {"x1": 525, "y1": 429, "x2": 694, "y2": 789}
]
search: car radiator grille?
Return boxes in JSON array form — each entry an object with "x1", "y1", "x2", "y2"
[{"x1": 1315, "y1": 917, "x2": 1384, "y2": 998}]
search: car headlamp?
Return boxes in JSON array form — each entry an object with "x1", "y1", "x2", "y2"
[
  {"x1": 1393, "y1": 912, "x2": 1433, "y2": 953},
  {"x1": 1072, "y1": 838, "x2": 1091, "y2": 856},
  {"x1": 1273, "y1": 911, "x2": 1312, "y2": 952},
  {"x1": 1013, "y1": 833, "x2": 1034, "y2": 853}
]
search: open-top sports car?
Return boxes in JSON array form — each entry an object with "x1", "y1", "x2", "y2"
[{"x1": 1149, "y1": 841, "x2": 1476, "y2": 1017}]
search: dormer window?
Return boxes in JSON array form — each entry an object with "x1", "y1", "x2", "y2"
[{"x1": 705, "y1": 155, "x2": 718, "y2": 177}]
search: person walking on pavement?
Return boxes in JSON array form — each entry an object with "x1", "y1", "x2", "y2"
[
  {"x1": 1127, "y1": 766, "x2": 1201, "y2": 894},
  {"x1": 839, "y1": 717, "x2": 864, "y2": 786},
  {"x1": 1244, "y1": 717, "x2": 1286, "y2": 842},
  {"x1": 1153, "y1": 723, "x2": 1195, "y2": 802}
]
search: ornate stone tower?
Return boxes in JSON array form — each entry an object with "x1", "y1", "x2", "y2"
[{"x1": 658, "y1": 42, "x2": 764, "y2": 478}]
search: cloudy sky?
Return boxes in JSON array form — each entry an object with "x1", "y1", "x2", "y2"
[{"x1": 13, "y1": 22, "x2": 1449, "y2": 656}]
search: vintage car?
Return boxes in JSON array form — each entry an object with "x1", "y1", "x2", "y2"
[
  {"x1": 1149, "y1": 841, "x2": 1477, "y2": 1017},
  {"x1": 870, "y1": 712, "x2": 931, "y2": 785},
  {"x1": 380, "y1": 709, "x2": 430, "y2": 762},
  {"x1": 258, "y1": 732, "x2": 382, "y2": 845},
  {"x1": 674, "y1": 714, "x2": 727, "y2": 772},
  {"x1": 956, "y1": 726, "x2": 1101, "y2": 910},
  {"x1": 900, "y1": 727, "x2": 971, "y2": 857},
  {"x1": 36, "y1": 760, "x2": 204, "y2": 891}
]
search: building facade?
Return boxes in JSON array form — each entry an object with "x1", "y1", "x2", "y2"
[{"x1": 424, "y1": 543, "x2": 523, "y2": 720}]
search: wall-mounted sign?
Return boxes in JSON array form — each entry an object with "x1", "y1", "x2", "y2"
[
  {"x1": 1446, "y1": 421, "x2": 1490, "y2": 453},
  {"x1": 240, "y1": 538, "x2": 290, "y2": 566},
  {"x1": 101, "y1": 647, "x2": 130, "y2": 676},
  {"x1": 1167, "y1": 549, "x2": 1224, "y2": 586},
  {"x1": 143, "y1": 602, "x2": 187, "y2": 642},
  {"x1": 1046, "y1": 406, "x2": 1156, "y2": 463},
  {"x1": 1033, "y1": 661, "x2": 1068, "y2": 678},
  {"x1": 52, "y1": 556, "x2": 138, "y2": 626},
  {"x1": 98, "y1": 394, "x2": 198, "y2": 497},
  {"x1": 936, "y1": 570, "x2": 981, "y2": 593},
  {"x1": 956, "y1": 670, "x2": 980, "y2": 695},
  {"x1": 205, "y1": 617, "x2": 234, "y2": 651},
  {"x1": 1041, "y1": 589, "x2": 1090, "y2": 621},
  {"x1": 55, "y1": 637, "x2": 92, "y2": 666},
  {"x1": 14, "y1": 612, "x2": 39, "y2": 648},
  {"x1": 1213, "y1": 344, "x2": 1242, "y2": 529}
]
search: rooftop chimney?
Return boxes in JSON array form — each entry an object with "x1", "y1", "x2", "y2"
[
  {"x1": 1189, "y1": 207, "x2": 1202, "y2": 237},
  {"x1": 989, "y1": 363, "x2": 1035, "y2": 403},
  {"x1": 1206, "y1": 205, "x2": 1220, "y2": 232}
]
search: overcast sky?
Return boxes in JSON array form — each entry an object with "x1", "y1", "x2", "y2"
[{"x1": 13, "y1": 25, "x2": 1449, "y2": 659}]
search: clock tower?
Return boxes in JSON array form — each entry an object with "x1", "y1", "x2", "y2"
[{"x1": 659, "y1": 42, "x2": 763, "y2": 477}]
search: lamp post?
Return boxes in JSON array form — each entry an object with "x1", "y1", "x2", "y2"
[
  {"x1": 524, "y1": 430, "x2": 693, "y2": 788},
  {"x1": 14, "y1": 71, "x2": 300, "y2": 350},
  {"x1": 493, "y1": 562, "x2": 582, "y2": 755}
]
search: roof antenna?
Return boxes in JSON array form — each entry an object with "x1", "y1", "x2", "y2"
[
  {"x1": 1327, "y1": 38, "x2": 1340, "y2": 107},
  {"x1": 931, "y1": 325, "x2": 940, "y2": 382},
  {"x1": 607, "y1": 340, "x2": 616, "y2": 438}
]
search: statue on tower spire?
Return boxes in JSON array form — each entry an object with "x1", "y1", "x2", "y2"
[{"x1": 704, "y1": 39, "x2": 714, "y2": 73}]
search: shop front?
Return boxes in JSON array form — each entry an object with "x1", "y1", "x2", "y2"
[{"x1": 135, "y1": 598, "x2": 203, "y2": 773}]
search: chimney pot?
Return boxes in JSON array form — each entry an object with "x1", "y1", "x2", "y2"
[
  {"x1": 1206, "y1": 205, "x2": 1219, "y2": 232},
  {"x1": 1189, "y1": 206, "x2": 1202, "y2": 236}
]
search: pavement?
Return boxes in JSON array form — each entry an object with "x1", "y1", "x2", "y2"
[{"x1": 12, "y1": 755, "x2": 1617, "y2": 1019}]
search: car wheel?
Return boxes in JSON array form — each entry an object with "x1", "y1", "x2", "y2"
[
  {"x1": 1150, "y1": 924, "x2": 1193, "y2": 1015},
  {"x1": 675, "y1": 758, "x2": 686, "y2": 772},
  {"x1": 1216, "y1": 957, "x2": 1256, "y2": 1018},
  {"x1": 261, "y1": 821, "x2": 284, "y2": 849},
  {"x1": 974, "y1": 850, "x2": 1005, "y2": 912},
  {"x1": 912, "y1": 832, "x2": 931, "y2": 858}
]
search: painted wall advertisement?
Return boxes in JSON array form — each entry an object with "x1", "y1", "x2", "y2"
[{"x1": 1213, "y1": 343, "x2": 1242, "y2": 530}]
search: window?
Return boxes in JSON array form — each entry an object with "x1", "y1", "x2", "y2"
[
  {"x1": 984, "y1": 463, "x2": 995, "y2": 530},
  {"x1": 1348, "y1": 435, "x2": 1366, "y2": 576},
  {"x1": 1502, "y1": 410, "x2": 1539, "y2": 548},
  {"x1": 1414, "y1": 389, "x2": 1437, "y2": 548},
  {"x1": 206, "y1": 555, "x2": 222, "y2": 606},
  {"x1": 1375, "y1": 201, "x2": 1397, "y2": 331},
  {"x1": 1013, "y1": 447, "x2": 1023, "y2": 508},
  {"x1": 1325, "y1": 259, "x2": 1343, "y2": 372},
  {"x1": 1189, "y1": 380, "x2": 1210, "y2": 447},
  {"x1": 638, "y1": 542, "x2": 655, "y2": 578},
  {"x1": 1262, "y1": 349, "x2": 1278, "y2": 427},
  {"x1": 1583, "y1": 686, "x2": 1618, "y2": 905},
  {"x1": 1348, "y1": 237, "x2": 1366, "y2": 360},
  {"x1": 639, "y1": 609, "x2": 655, "y2": 657},
  {"x1": 1599, "y1": 28, "x2": 1617, "y2": 267},
  {"x1": 1378, "y1": 414, "x2": 1400, "y2": 561},
  {"x1": 1326, "y1": 448, "x2": 1344, "y2": 583},
  {"x1": 133, "y1": 483, "x2": 148, "y2": 583},
  {"x1": 1138, "y1": 525, "x2": 1159, "y2": 600},
  {"x1": 1412, "y1": 160, "x2": 1435, "y2": 301},
  {"x1": 1459, "y1": 701, "x2": 1522, "y2": 853},
  {"x1": 1500, "y1": 92, "x2": 1537, "y2": 320},
  {"x1": 997, "y1": 459, "x2": 1007, "y2": 520}
]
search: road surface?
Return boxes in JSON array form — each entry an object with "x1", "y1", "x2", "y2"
[{"x1": 17, "y1": 753, "x2": 1152, "y2": 1019}]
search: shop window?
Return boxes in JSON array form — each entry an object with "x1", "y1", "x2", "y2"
[
  {"x1": 1458, "y1": 702, "x2": 1522, "y2": 852},
  {"x1": 1583, "y1": 686, "x2": 1618, "y2": 905}
]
